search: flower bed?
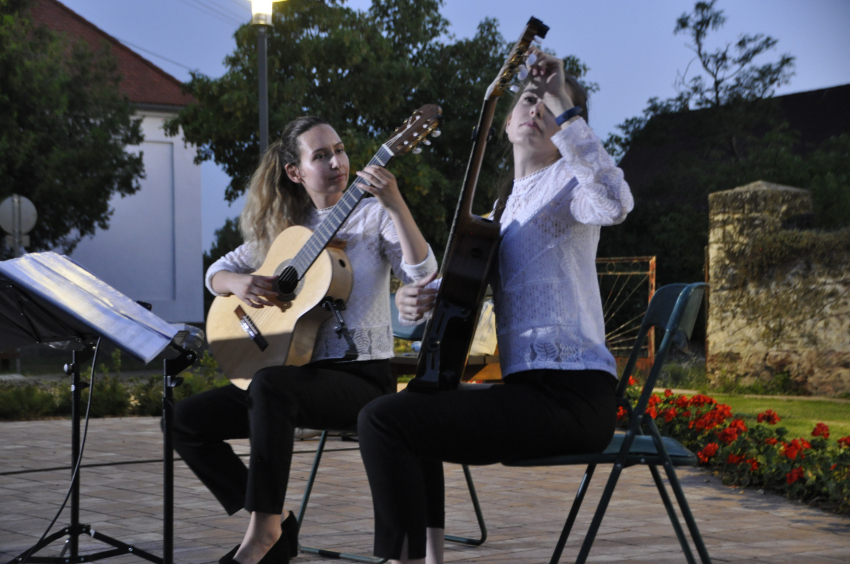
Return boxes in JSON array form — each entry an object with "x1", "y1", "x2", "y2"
[{"x1": 619, "y1": 378, "x2": 850, "y2": 513}]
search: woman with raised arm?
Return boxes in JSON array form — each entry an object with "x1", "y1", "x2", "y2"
[
  {"x1": 173, "y1": 116, "x2": 437, "y2": 564},
  {"x1": 357, "y1": 47, "x2": 634, "y2": 564}
]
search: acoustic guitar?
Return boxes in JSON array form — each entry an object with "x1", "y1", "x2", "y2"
[
  {"x1": 207, "y1": 105, "x2": 442, "y2": 389},
  {"x1": 407, "y1": 17, "x2": 549, "y2": 392}
]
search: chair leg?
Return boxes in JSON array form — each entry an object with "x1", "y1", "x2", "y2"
[
  {"x1": 296, "y1": 431, "x2": 389, "y2": 564},
  {"x1": 648, "y1": 464, "x2": 697, "y2": 564},
  {"x1": 444, "y1": 464, "x2": 488, "y2": 546},
  {"x1": 574, "y1": 461, "x2": 625, "y2": 564},
  {"x1": 548, "y1": 464, "x2": 596, "y2": 564},
  {"x1": 645, "y1": 420, "x2": 712, "y2": 564},
  {"x1": 658, "y1": 461, "x2": 713, "y2": 564}
]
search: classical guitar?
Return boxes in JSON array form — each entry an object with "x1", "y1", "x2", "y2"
[
  {"x1": 407, "y1": 17, "x2": 549, "y2": 392},
  {"x1": 207, "y1": 105, "x2": 442, "y2": 389}
]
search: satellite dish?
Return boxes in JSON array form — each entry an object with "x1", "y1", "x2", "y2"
[{"x1": 0, "y1": 195, "x2": 37, "y2": 234}]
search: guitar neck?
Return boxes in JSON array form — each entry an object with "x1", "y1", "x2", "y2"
[{"x1": 290, "y1": 145, "x2": 395, "y2": 279}]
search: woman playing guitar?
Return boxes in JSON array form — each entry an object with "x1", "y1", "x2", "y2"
[
  {"x1": 173, "y1": 116, "x2": 436, "y2": 564},
  {"x1": 357, "y1": 47, "x2": 634, "y2": 564}
]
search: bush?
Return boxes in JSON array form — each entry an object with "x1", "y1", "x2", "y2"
[
  {"x1": 622, "y1": 381, "x2": 850, "y2": 513},
  {"x1": 0, "y1": 383, "x2": 59, "y2": 419}
]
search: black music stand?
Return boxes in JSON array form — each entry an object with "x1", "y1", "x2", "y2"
[{"x1": 0, "y1": 252, "x2": 200, "y2": 564}]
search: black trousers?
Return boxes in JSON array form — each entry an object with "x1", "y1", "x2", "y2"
[
  {"x1": 357, "y1": 369, "x2": 617, "y2": 560},
  {"x1": 173, "y1": 359, "x2": 392, "y2": 515}
]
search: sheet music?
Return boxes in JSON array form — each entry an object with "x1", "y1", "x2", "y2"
[{"x1": 0, "y1": 252, "x2": 178, "y2": 363}]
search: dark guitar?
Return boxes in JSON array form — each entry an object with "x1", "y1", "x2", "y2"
[
  {"x1": 407, "y1": 17, "x2": 550, "y2": 392},
  {"x1": 207, "y1": 105, "x2": 442, "y2": 389}
]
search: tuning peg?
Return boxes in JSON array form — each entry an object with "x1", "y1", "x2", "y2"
[
  {"x1": 509, "y1": 84, "x2": 520, "y2": 93},
  {"x1": 526, "y1": 53, "x2": 537, "y2": 66},
  {"x1": 430, "y1": 129, "x2": 441, "y2": 138},
  {"x1": 412, "y1": 147, "x2": 422, "y2": 155},
  {"x1": 422, "y1": 139, "x2": 431, "y2": 146},
  {"x1": 517, "y1": 65, "x2": 528, "y2": 81}
]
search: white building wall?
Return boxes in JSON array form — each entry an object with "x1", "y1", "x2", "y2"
[{"x1": 70, "y1": 111, "x2": 203, "y2": 323}]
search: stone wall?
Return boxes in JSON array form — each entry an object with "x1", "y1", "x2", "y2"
[{"x1": 706, "y1": 180, "x2": 850, "y2": 396}]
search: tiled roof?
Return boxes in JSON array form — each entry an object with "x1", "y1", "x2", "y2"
[{"x1": 28, "y1": 0, "x2": 194, "y2": 108}]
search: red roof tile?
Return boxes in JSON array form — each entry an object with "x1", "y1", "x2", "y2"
[{"x1": 29, "y1": 0, "x2": 194, "y2": 108}]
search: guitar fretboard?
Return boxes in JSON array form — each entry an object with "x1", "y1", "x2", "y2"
[{"x1": 289, "y1": 145, "x2": 395, "y2": 279}]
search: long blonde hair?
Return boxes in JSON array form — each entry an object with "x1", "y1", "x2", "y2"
[{"x1": 240, "y1": 116, "x2": 329, "y2": 260}]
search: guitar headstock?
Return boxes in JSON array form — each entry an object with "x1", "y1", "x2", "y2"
[
  {"x1": 386, "y1": 104, "x2": 443, "y2": 156},
  {"x1": 488, "y1": 16, "x2": 549, "y2": 98}
]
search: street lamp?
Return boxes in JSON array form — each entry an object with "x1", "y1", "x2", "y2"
[{"x1": 250, "y1": 0, "x2": 285, "y2": 154}]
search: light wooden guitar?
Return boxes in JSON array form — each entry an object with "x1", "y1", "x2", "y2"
[
  {"x1": 207, "y1": 105, "x2": 443, "y2": 389},
  {"x1": 407, "y1": 17, "x2": 549, "y2": 392}
]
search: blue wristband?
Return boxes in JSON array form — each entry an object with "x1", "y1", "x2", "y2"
[{"x1": 555, "y1": 106, "x2": 583, "y2": 126}]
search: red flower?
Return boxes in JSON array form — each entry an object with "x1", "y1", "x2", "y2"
[
  {"x1": 811, "y1": 423, "x2": 830, "y2": 439},
  {"x1": 662, "y1": 408, "x2": 678, "y2": 422},
  {"x1": 675, "y1": 396, "x2": 691, "y2": 409},
  {"x1": 831, "y1": 464, "x2": 837, "y2": 471},
  {"x1": 628, "y1": 375, "x2": 637, "y2": 386},
  {"x1": 718, "y1": 427, "x2": 740, "y2": 445},
  {"x1": 616, "y1": 406, "x2": 627, "y2": 421},
  {"x1": 757, "y1": 410, "x2": 781, "y2": 425},
  {"x1": 690, "y1": 394, "x2": 716, "y2": 407},
  {"x1": 786, "y1": 467, "x2": 804, "y2": 484},
  {"x1": 747, "y1": 458, "x2": 759, "y2": 471},
  {"x1": 765, "y1": 437, "x2": 778, "y2": 446},
  {"x1": 648, "y1": 406, "x2": 658, "y2": 419},
  {"x1": 727, "y1": 453, "x2": 744, "y2": 465},
  {"x1": 838, "y1": 437, "x2": 850, "y2": 449},
  {"x1": 697, "y1": 442, "x2": 718, "y2": 463},
  {"x1": 682, "y1": 410, "x2": 692, "y2": 418},
  {"x1": 782, "y1": 439, "x2": 810, "y2": 461},
  {"x1": 664, "y1": 389, "x2": 673, "y2": 397},
  {"x1": 729, "y1": 419, "x2": 748, "y2": 433}
]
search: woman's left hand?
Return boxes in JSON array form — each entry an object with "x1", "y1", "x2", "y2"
[
  {"x1": 526, "y1": 46, "x2": 573, "y2": 115},
  {"x1": 356, "y1": 166, "x2": 404, "y2": 212}
]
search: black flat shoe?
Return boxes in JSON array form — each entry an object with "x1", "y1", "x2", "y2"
[{"x1": 281, "y1": 511, "x2": 300, "y2": 558}]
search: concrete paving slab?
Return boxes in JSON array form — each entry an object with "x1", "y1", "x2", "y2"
[{"x1": 1, "y1": 417, "x2": 849, "y2": 563}]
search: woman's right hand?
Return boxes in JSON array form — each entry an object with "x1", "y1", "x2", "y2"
[
  {"x1": 395, "y1": 272, "x2": 438, "y2": 323},
  {"x1": 212, "y1": 271, "x2": 278, "y2": 308}
]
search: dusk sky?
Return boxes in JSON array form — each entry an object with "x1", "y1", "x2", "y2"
[{"x1": 53, "y1": 0, "x2": 850, "y2": 251}]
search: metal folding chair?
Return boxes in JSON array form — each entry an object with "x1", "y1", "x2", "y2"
[
  {"x1": 504, "y1": 283, "x2": 712, "y2": 564},
  {"x1": 293, "y1": 294, "x2": 488, "y2": 563}
]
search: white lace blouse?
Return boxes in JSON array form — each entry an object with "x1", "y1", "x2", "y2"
[
  {"x1": 206, "y1": 198, "x2": 437, "y2": 363},
  {"x1": 494, "y1": 118, "x2": 633, "y2": 379}
]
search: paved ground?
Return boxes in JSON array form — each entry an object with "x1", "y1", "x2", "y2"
[{"x1": 1, "y1": 417, "x2": 849, "y2": 564}]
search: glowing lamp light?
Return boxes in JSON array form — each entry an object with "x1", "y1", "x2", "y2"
[{"x1": 251, "y1": 0, "x2": 285, "y2": 26}]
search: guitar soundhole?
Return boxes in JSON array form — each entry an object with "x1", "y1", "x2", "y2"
[{"x1": 275, "y1": 265, "x2": 300, "y2": 299}]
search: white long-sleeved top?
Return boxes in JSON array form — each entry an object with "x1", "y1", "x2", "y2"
[
  {"x1": 206, "y1": 199, "x2": 437, "y2": 363},
  {"x1": 494, "y1": 118, "x2": 633, "y2": 379}
]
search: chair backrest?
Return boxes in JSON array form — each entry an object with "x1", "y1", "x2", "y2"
[
  {"x1": 390, "y1": 292, "x2": 425, "y2": 341},
  {"x1": 615, "y1": 283, "x2": 707, "y2": 402}
]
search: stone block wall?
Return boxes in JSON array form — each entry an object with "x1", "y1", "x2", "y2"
[{"x1": 706, "y1": 180, "x2": 850, "y2": 396}]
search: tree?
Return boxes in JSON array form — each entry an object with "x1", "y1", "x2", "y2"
[
  {"x1": 596, "y1": 0, "x2": 850, "y2": 289},
  {"x1": 0, "y1": 0, "x2": 144, "y2": 256},
  {"x1": 165, "y1": 0, "x2": 594, "y2": 259}
]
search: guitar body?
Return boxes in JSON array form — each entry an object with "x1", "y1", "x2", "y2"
[
  {"x1": 411, "y1": 215, "x2": 500, "y2": 390},
  {"x1": 206, "y1": 225, "x2": 353, "y2": 390}
]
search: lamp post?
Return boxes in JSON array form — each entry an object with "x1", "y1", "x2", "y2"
[{"x1": 250, "y1": 0, "x2": 284, "y2": 155}]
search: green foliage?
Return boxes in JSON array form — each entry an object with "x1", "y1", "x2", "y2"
[
  {"x1": 624, "y1": 382, "x2": 850, "y2": 513},
  {"x1": 0, "y1": 351, "x2": 228, "y2": 419},
  {"x1": 166, "y1": 0, "x2": 593, "y2": 260},
  {"x1": 598, "y1": 1, "x2": 848, "y2": 290},
  {"x1": 0, "y1": 383, "x2": 58, "y2": 419},
  {"x1": 0, "y1": 0, "x2": 144, "y2": 255}
]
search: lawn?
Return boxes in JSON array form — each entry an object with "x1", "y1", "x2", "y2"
[{"x1": 711, "y1": 393, "x2": 850, "y2": 440}]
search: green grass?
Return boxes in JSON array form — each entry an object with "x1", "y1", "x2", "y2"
[{"x1": 711, "y1": 393, "x2": 850, "y2": 440}]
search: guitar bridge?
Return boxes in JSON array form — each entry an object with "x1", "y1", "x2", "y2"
[{"x1": 235, "y1": 306, "x2": 269, "y2": 351}]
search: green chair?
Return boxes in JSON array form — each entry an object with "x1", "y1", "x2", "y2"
[
  {"x1": 504, "y1": 282, "x2": 711, "y2": 564},
  {"x1": 294, "y1": 293, "x2": 487, "y2": 563}
]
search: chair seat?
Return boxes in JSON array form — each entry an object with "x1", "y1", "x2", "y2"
[{"x1": 504, "y1": 434, "x2": 697, "y2": 467}]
